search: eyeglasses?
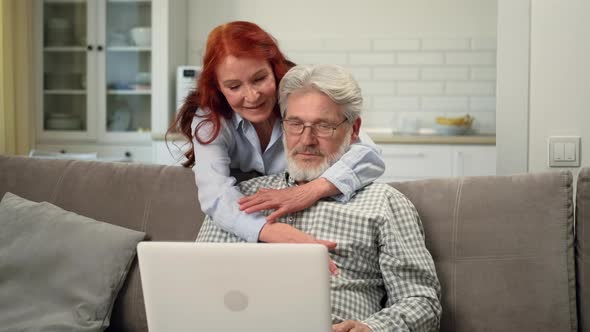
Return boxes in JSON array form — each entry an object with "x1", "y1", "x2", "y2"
[{"x1": 281, "y1": 119, "x2": 348, "y2": 137}]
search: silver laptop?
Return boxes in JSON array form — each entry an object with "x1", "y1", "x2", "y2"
[{"x1": 137, "y1": 242, "x2": 332, "y2": 332}]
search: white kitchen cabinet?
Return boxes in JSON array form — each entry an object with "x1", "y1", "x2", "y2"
[
  {"x1": 451, "y1": 145, "x2": 497, "y2": 177},
  {"x1": 34, "y1": 0, "x2": 186, "y2": 161},
  {"x1": 377, "y1": 145, "x2": 453, "y2": 183},
  {"x1": 33, "y1": 143, "x2": 153, "y2": 163},
  {"x1": 377, "y1": 144, "x2": 496, "y2": 183}
]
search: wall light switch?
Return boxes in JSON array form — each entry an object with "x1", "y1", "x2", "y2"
[
  {"x1": 548, "y1": 136, "x2": 581, "y2": 167},
  {"x1": 564, "y1": 143, "x2": 576, "y2": 161},
  {"x1": 554, "y1": 143, "x2": 565, "y2": 161}
]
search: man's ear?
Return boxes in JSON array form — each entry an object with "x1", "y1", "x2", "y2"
[{"x1": 351, "y1": 118, "x2": 361, "y2": 143}]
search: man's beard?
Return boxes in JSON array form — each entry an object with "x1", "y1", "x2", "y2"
[{"x1": 285, "y1": 132, "x2": 352, "y2": 182}]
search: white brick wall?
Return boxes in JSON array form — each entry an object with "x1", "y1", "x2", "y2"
[
  {"x1": 288, "y1": 52, "x2": 348, "y2": 65},
  {"x1": 422, "y1": 39, "x2": 470, "y2": 50},
  {"x1": 373, "y1": 97, "x2": 420, "y2": 110},
  {"x1": 349, "y1": 53, "x2": 395, "y2": 65},
  {"x1": 358, "y1": 82, "x2": 397, "y2": 95},
  {"x1": 373, "y1": 68, "x2": 420, "y2": 80},
  {"x1": 324, "y1": 39, "x2": 371, "y2": 51},
  {"x1": 373, "y1": 39, "x2": 420, "y2": 51},
  {"x1": 446, "y1": 52, "x2": 496, "y2": 65},
  {"x1": 422, "y1": 97, "x2": 469, "y2": 110},
  {"x1": 398, "y1": 82, "x2": 445, "y2": 95},
  {"x1": 308, "y1": 36, "x2": 495, "y2": 134},
  {"x1": 397, "y1": 53, "x2": 445, "y2": 65},
  {"x1": 189, "y1": 35, "x2": 496, "y2": 134},
  {"x1": 446, "y1": 82, "x2": 496, "y2": 95},
  {"x1": 422, "y1": 68, "x2": 469, "y2": 80}
]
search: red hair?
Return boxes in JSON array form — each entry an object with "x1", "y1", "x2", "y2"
[{"x1": 168, "y1": 21, "x2": 291, "y2": 167}]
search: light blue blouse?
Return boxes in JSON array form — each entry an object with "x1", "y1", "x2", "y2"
[{"x1": 191, "y1": 111, "x2": 385, "y2": 243}]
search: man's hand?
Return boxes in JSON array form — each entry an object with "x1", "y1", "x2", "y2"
[
  {"x1": 258, "y1": 222, "x2": 339, "y2": 275},
  {"x1": 332, "y1": 320, "x2": 372, "y2": 332},
  {"x1": 238, "y1": 178, "x2": 339, "y2": 222}
]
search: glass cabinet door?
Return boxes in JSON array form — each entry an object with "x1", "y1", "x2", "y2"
[
  {"x1": 104, "y1": 0, "x2": 151, "y2": 134},
  {"x1": 42, "y1": 0, "x2": 88, "y2": 132}
]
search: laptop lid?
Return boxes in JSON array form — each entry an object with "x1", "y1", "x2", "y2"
[{"x1": 137, "y1": 242, "x2": 332, "y2": 332}]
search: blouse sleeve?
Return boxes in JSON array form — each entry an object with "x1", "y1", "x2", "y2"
[
  {"x1": 191, "y1": 117, "x2": 266, "y2": 243},
  {"x1": 319, "y1": 129, "x2": 385, "y2": 202}
]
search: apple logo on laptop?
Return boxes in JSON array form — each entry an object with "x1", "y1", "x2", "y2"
[{"x1": 224, "y1": 290, "x2": 249, "y2": 312}]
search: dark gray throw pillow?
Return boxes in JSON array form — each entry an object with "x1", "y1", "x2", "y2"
[{"x1": 0, "y1": 192, "x2": 146, "y2": 331}]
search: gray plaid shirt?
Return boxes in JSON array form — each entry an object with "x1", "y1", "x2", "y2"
[{"x1": 196, "y1": 172, "x2": 441, "y2": 332}]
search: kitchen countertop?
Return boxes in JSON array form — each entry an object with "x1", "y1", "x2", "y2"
[
  {"x1": 368, "y1": 133, "x2": 495, "y2": 145},
  {"x1": 153, "y1": 131, "x2": 496, "y2": 145}
]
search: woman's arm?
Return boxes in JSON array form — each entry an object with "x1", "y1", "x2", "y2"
[
  {"x1": 192, "y1": 118, "x2": 267, "y2": 243},
  {"x1": 317, "y1": 131, "x2": 385, "y2": 201},
  {"x1": 194, "y1": 137, "x2": 338, "y2": 266},
  {"x1": 239, "y1": 130, "x2": 385, "y2": 221}
]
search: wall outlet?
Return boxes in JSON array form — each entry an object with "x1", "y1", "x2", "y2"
[{"x1": 548, "y1": 136, "x2": 581, "y2": 167}]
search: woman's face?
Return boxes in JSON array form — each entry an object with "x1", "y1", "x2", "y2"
[{"x1": 216, "y1": 55, "x2": 277, "y2": 124}]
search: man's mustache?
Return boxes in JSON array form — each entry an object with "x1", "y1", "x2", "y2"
[{"x1": 291, "y1": 148, "x2": 323, "y2": 156}]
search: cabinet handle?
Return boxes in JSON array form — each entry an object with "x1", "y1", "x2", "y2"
[
  {"x1": 87, "y1": 45, "x2": 93, "y2": 51},
  {"x1": 124, "y1": 151, "x2": 132, "y2": 158},
  {"x1": 60, "y1": 149, "x2": 67, "y2": 154},
  {"x1": 382, "y1": 152, "x2": 425, "y2": 158},
  {"x1": 97, "y1": 45, "x2": 103, "y2": 51}
]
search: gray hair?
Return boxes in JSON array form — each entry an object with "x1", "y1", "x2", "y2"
[{"x1": 278, "y1": 64, "x2": 362, "y2": 123}]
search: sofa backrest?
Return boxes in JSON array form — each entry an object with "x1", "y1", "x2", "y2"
[
  {"x1": 577, "y1": 167, "x2": 590, "y2": 332},
  {"x1": 394, "y1": 171, "x2": 577, "y2": 332},
  {"x1": 0, "y1": 155, "x2": 579, "y2": 332},
  {"x1": 0, "y1": 155, "x2": 204, "y2": 332}
]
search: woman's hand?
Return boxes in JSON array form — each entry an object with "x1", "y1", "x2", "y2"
[
  {"x1": 239, "y1": 177, "x2": 340, "y2": 222},
  {"x1": 332, "y1": 320, "x2": 373, "y2": 332},
  {"x1": 258, "y1": 222, "x2": 339, "y2": 275}
]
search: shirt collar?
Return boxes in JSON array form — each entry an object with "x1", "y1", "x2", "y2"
[
  {"x1": 232, "y1": 112, "x2": 245, "y2": 130},
  {"x1": 232, "y1": 112, "x2": 283, "y2": 141},
  {"x1": 284, "y1": 172, "x2": 297, "y2": 187}
]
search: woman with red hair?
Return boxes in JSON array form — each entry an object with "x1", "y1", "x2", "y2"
[{"x1": 172, "y1": 21, "x2": 384, "y2": 248}]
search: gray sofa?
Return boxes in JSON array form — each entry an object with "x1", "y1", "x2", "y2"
[{"x1": 0, "y1": 154, "x2": 587, "y2": 332}]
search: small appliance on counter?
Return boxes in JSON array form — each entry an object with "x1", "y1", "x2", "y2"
[{"x1": 176, "y1": 66, "x2": 201, "y2": 113}]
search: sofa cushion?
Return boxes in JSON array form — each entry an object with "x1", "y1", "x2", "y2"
[
  {"x1": 0, "y1": 155, "x2": 204, "y2": 332},
  {"x1": 0, "y1": 192, "x2": 145, "y2": 331},
  {"x1": 393, "y1": 171, "x2": 576, "y2": 332}
]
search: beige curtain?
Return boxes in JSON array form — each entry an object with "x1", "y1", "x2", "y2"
[{"x1": 0, "y1": 0, "x2": 33, "y2": 155}]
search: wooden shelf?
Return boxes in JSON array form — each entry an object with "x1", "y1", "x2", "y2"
[
  {"x1": 44, "y1": 90, "x2": 86, "y2": 95},
  {"x1": 44, "y1": 0, "x2": 87, "y2": 4},
  {"x1": 44, "y1": 46, "x2": 86, "y2": 52},
  {"x1": 369, "y1": 133, "x2": 496, "y2": 145},
  {"x1": 107, "y1": 89, "x2": 151, "y2": 95}
]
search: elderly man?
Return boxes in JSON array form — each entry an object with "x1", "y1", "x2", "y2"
[{"x1": 196, "y1": 64, "x2": 441, "y2": 332}]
